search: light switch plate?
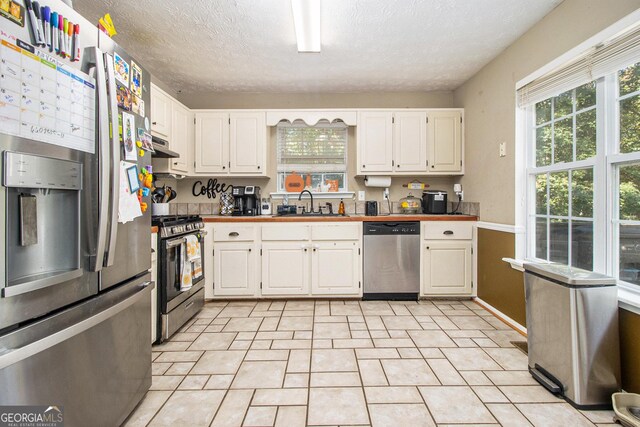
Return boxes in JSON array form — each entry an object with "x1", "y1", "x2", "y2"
[
  {"x1": 499, "y1": 142, "x2": 507, "y2": 157},
  {"x1": 358, "y1": 191, "x2": 365, "y2": 201}
]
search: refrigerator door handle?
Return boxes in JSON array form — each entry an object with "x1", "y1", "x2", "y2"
[
  {"x1": 104, "y1": 53, "x2": 120, "y2": 267},
  {"x1": 0, "y1": 282, "x2": 153, "y2": 370},
  {"x1": 91, "y1": 47, "x2": 110, "y2": 272}
]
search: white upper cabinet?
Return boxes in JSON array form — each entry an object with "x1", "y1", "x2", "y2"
[
  {"x1": 357, "y1": 109, "x2": 463, "y2": 176},
  {"x1": 150, "y1": 83, "x2": 172, "y2": 139},
  {"x1": 195, "y1": 112, "x2": 229, "y2": 174},
  {"x1": 194, "y1": 111, "x2": 267, "y2": 176},
  {"x1": 230, "y1": 112, "x2": 266, "y2": 174},
  {"x1": 393, "y1": 111, "x2": 428, "y2": 173},
  {"x1": 427, "y1": 110, "x2": 463, "y2": 173},
  {"x1": 170, "y1": 103, "x2": 192, "y2": 174},
  {"x1": 357, "y1": 111, "x2": 394, "y2": 173}
]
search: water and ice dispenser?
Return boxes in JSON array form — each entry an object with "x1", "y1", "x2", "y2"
[{"x1": 2, "y1": 152, "x2": 83, "y2": 297}]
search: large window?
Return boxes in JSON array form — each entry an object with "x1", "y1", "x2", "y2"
[
  {"x1": 523, "y1": 56, "x2": 640, "y2": 289},
  {"x1": 276, "y1": 121, "x2": 348, "y2": 192},
  {"x1": 531, "y1": 83, "x2": 596, "y2": 270}
]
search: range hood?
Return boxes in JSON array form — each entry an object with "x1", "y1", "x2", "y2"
[{"x1": 151, "y1": 136, "x2": 179, "y2": 158}]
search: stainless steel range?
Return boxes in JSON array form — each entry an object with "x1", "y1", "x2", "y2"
[{"x1": 152, "y1": 215, "x2": 206, "y2": 342}]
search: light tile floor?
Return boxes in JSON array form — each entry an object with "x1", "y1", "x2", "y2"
[{"x1": 124, "y1": 299, "x2": 617, "y2": 427}]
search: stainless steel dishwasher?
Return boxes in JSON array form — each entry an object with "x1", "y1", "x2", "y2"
[{"x1": 363, "y1": 222, "x2": 420, "y2": 300}]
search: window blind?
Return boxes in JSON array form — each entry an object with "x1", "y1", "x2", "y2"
[
  {"x1": 518, "y1": 24, "x2": 640, "y2": 107},
  {"x1": 276, "y1": 120, "x2": 347, "y2": 173}
]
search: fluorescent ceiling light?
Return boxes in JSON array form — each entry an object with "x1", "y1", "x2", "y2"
[{"x1": 291, "y1": 0, "x2": 321, "y2": 53}]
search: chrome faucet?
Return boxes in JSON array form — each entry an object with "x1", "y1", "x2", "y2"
[{"x1": 298, "y1": 189, "x2": 314, "y2": 214}]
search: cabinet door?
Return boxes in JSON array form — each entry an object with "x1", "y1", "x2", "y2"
[
  {"x1": 195, "y1": 112, "x2": 229, "y2": 174},
  {"x1": 213, "y1": 242, "x2": 257, "y2": 296},
  {"x1": 422, "y1": 241, "x2": 472, "y2": 295},
  {"x1": 150, "y1": 84, "x2": 172, "y2": 139},
  {"x1": 393, "y1": 111, "x2": 427, "y2": 173},
  {"x1": 203, "y1": 224, "x2": 215, "y2": 298},
  {"x1": 170, "y1": 103, "x2": 191, "y2": 173},
  {"x1": 311, "y1": 241, "x2": 361, "y2": 295},
  {"x1": 261, "y1": 242, "x2": 310, "y2": 295},
  {"x1": 427, "y1": 110, "x2": 462, "y2": 173},
  {"x1": 230, "y1": 112, "x2": 266, "y2": 174},
  {"x1": 358, "y1": 111, "x2": 393, "y2": 172}
]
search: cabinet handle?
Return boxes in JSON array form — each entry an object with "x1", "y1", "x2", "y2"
[
  {"x1": 257, "y1": 166, "x2": 261, "y2": 170},
  {"x1": 152, "y1": 121, "x2": 157, "y2": 125},
  {"x1": 426, "y1": 246, "x2": 430, "y2": 250},
  {"x1": 443, "y1": 230, "x2": 454, "y2": 235},
  {"x1": 229, "y1": 232, "x2": 239, "y2": 237},
  {"x1": 304, "y1": 248, "x2": 308, "y2": 252},
  {"x1": 397, "y1": 164, "x2": 400, "y2": 168},
  {"x1": 313, "y1": 248, "x2": 317, "y2": 252},
  {"x1": 173, "y1": 162, "x2": 178, "y2": 165},
  {"x1": 222, "y1": 166, "x2": 226, "y2": 170},
  {"x1": 362, "y1": 165, "x2": 365, "y2": 168},
  {"x1": 248, "y1": 248, "x2": 252, "y2": 252},
  {"x1": 431, "y1": 165, "x2": 435, "y2": 168}
]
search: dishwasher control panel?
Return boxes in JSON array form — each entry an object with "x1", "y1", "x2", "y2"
[{"x1": 363, "y1": 222, "x2": 420, "y2": 235}]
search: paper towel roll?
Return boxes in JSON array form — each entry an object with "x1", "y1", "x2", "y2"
[{"x1": 364, "y1": 176, "x2": 392, "y2": 188}]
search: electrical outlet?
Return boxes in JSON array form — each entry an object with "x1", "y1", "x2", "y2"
[
  {"x1": 383, "y1": 188, "x2": 390, "y2": 200},
  {"x1": 499, "y1": 142, "x2": 507, "y2": 157},
  {"x1": 358, "y1": 191, "x2": 366, "y2": 201},
  {"x1": 458, "y1": 191, "x2": 464, "y2": 201}
]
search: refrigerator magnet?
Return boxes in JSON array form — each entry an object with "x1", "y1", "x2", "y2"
[
  {"x1": 122, "y1": 112, "x2": 137, "y2": 161},
  {"x1": 144, "y1": 117, "x2": 150, "y2": 131},
  {"x1": 132, "y1": 95, "x2": 144, "y2": 116},
  {"x1": 138, "y1": 128, "x2": 154, "y2": 152},
  {"x1": 116, "y1": 84, "x2": 132, "y2": 111},
  {"x1": 126, "y1": 164, "x2": 140, "y2": 193},
  {"x1": 131, "y1": 61, "x2": 142, "y2": 97},
  {"x1": 114, "y1": 52, "x2": 129, "y2": 86}
]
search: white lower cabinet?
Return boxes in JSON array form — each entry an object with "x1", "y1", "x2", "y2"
[
  {"x1": 421, "y1": 221, "x2": 474, "y2": 296},
  {"x1": 261, "y1": 242, "x2": 310, "y2": 296},
  {"x1": 213, "y1": 242, "x2": 258, "y2": 296},
  {"x1": 203, "y1": 223, "x2": 215, "y2": 298},
  {"x1": 422, "y1": 241, "x2": 472, "y2": 295},
  {"x1": 311, "y1": 241, "x2": 361, "y2": 295}
]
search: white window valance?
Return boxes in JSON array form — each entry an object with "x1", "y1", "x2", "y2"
[{"x1": 266, "y1": 110, "x2": 357, "y2": 126}]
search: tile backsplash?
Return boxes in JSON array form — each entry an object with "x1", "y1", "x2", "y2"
[{"x1": 163, "y1": 200, "x2": 480, "y2": 217}]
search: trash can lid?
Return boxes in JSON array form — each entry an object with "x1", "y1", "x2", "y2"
[{"x1": 523, "y1": 262, "x2": 617, "y2": 286}]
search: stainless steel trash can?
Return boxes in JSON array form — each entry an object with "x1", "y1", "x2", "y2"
[{"x1": 524, "y1": 262, "x2": 621, "y2": 409}]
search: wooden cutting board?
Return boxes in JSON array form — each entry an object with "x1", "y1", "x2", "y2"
[{"x1": 285, "y1": 172, "x2": 304, "y2": 192}]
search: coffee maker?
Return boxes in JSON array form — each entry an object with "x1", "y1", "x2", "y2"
[{"x1": 232, "y1": 186, "x2": 261, "y2": 216}]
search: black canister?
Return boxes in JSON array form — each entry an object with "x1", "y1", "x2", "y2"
[{"x1": 422, "y1": 190, "x2": 448, "y2": 214}]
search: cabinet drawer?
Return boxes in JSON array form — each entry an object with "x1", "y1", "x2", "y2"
[
  {"x1": 262, "y1": 224, "x2": 310, "y2": 241},
  {"x1": 311, "y1": 223, "x2": 360, "y2": 241},
  {"x1": 423, "y1": 222, "x2": 472, "y2": 240},
  {"x1": 214, "y1": 225, "x2": 256, "y2": 242}
]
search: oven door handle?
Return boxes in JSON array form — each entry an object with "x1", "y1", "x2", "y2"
[
  {"x1": 198, "y1": 230, "x2": 208, "y2": 236},
  {"x1": 166, "y1": 237, "x2": 187, "y2": 249}
]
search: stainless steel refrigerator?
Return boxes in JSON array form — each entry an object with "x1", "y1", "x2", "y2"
[{"x1": 0, "y1": 1, "x2": 153, "y2": 425}]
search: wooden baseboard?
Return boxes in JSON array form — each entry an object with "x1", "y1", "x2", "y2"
[{"x1": 474, "y1": 297, "x2": 527, "y2": 337}]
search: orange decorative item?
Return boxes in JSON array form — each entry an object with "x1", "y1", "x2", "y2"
[
  {"x1": 327, "y1": 179, "x2": 339, "y2": 192},
  {"x1": 284, "y1": 172, "x2": 304, "y2": 192},
  {"x1": 305, "y1": 174, "x2": 312, "y2": 188}
]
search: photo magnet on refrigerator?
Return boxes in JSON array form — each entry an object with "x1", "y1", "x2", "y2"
[
  {"x1": 131, "y1": 61, "x2": 142, "y2": 97},
  {"x1": 113, "y1": 52, "x2": 129, "y2": 86},
  {"x1": 116, "y1": 84, "x2": 131, "y2": 111},
  {"x1": 121, "y1": 112, "x2": 136, "y2": 161}
]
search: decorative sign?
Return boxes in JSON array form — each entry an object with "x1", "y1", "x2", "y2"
[{"x1": 192, "y1": 179, "x2": 230, "y2": 199}]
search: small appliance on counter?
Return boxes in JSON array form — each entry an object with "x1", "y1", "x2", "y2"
[
  {"x1": 399, "y1": 193, "x2": 422, "y2": 214},
  {"x1": 365, "y1": 201, "x2": 378, "y2": 216},
  {"x1": 260, "y1": 198, "x2": 272, "y2": 215},
  {"x1": 422, "y1": 190, "x2": 448, "y2": 214},
  {"x1": 232, "y1": 186, "x2": 261, "y2": 216}
]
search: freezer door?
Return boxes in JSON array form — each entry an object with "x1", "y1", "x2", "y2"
[
  {"x1": 96, "y1": 34, "x2": 152, "y2": 290},
  {"x1": 0, "y1": 275, "x2": 153, "y2": 426}
]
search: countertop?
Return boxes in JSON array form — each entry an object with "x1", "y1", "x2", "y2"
[{"x1": 201, "y1": 214, "x2": 477, "y2": 223}]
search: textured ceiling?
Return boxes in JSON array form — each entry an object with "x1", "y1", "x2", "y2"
[{"x1": 72, "y1": 0, "x2": 563, "y2": 94}]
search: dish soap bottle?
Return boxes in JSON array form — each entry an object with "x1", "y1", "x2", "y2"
[{"x1": 338, "y1": 199, "x2": 345, "y2": 216}]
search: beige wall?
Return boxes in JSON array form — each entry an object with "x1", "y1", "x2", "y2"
[
  {"x1": 177, "y1": 91, "x2": 454, "y2": 110},
  {"x1": 453, "y1": 0, "x2": 640, "y2": 225}
]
